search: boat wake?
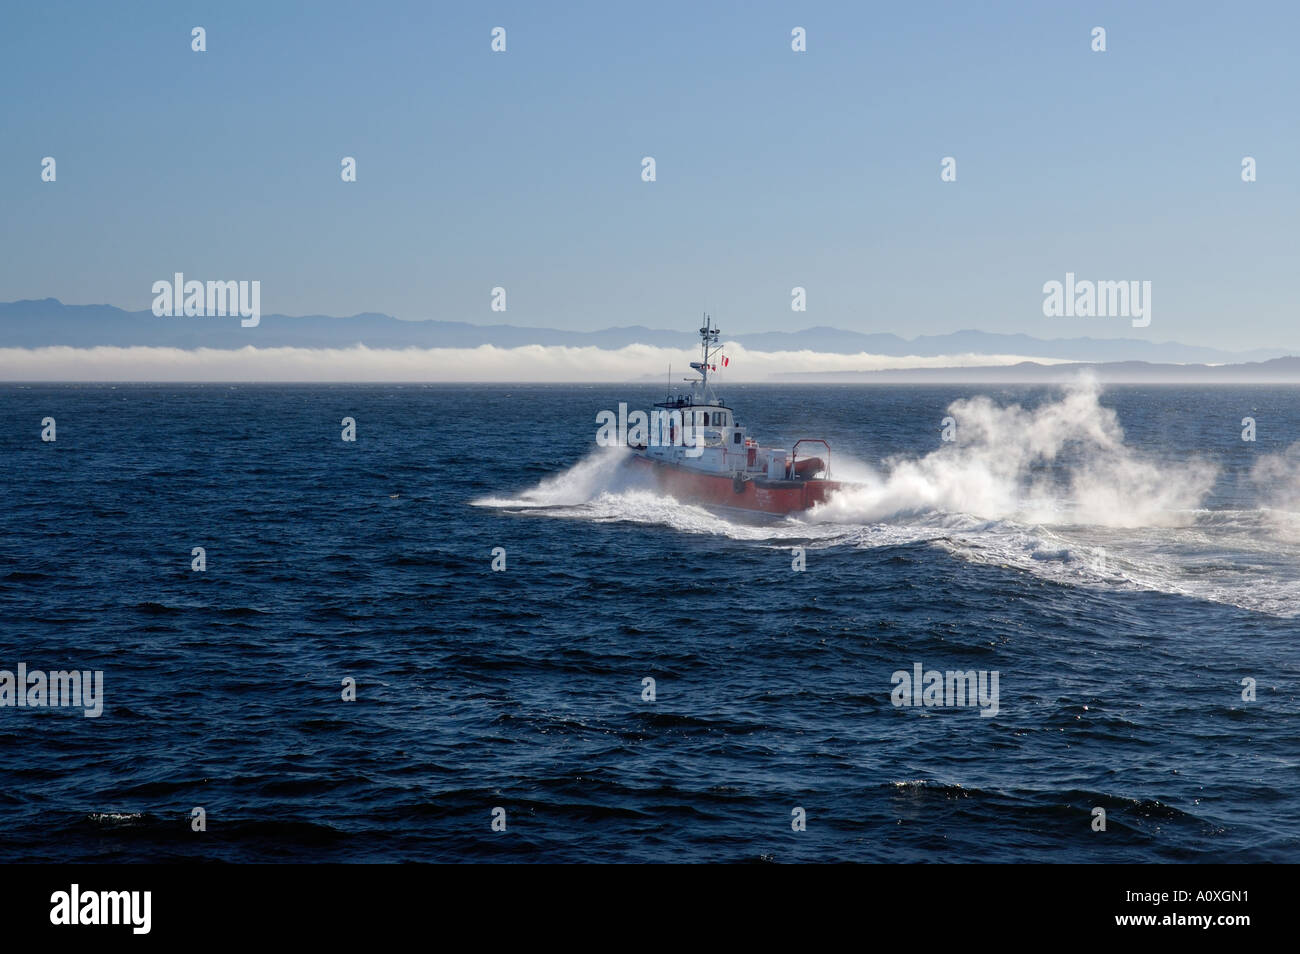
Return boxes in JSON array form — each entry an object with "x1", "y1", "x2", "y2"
[
  {"x1": 476, "y1": 379, "x2": 1300, "y2": 617},
  {"x1": 473, "y1": 447, "x2": 634, "y2": 510}
]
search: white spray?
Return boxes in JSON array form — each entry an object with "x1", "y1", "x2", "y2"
[{"x1": 811, "y1": 376, "x2": 1218, "y2": 528}]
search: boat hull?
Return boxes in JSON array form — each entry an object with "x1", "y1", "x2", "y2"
[{"x1": 630, "y1": 454, "x2": 840, "y2": 514}]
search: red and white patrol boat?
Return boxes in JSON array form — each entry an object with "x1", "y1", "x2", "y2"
[{"x1": 629, "y1": 316, "x2": 841, "y2": 514}]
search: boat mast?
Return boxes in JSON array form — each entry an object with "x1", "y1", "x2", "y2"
[{"x1": 692, "y1": 313, "x2": 721, "y2": 401}]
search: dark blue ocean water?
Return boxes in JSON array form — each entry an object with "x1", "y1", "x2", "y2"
[{"x1": 1, "y1": 383, "x2": 1297, "y2": 862}]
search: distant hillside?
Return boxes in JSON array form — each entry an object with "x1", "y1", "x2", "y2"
[{"x1": 0, "y1": 299, "x2": 1285, "y2": 364}]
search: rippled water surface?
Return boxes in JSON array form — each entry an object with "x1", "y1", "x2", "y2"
[{"x1": 1, "y1": 383, "x2": 1297, "y2": 861}]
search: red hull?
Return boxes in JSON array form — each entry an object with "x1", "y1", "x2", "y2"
[{"x1": 630, "y1": 454, "x2": 840, "y2": 514}]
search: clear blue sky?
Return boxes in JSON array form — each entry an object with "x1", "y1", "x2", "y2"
[{"x1": 2, "y1": 0, "x2": 1296, "y2": 349}]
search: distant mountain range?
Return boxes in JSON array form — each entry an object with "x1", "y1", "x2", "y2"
[
  {"x1": 0, "y1": 298, "x2": 1288, "y2": 365},
  {"x1": 778, "y1": 357, "x2": 1300, "y2": 384}
]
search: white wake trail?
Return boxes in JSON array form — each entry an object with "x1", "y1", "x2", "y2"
[{"x1": 474, "y1": 379, "x2": 1300, "y2": 616}]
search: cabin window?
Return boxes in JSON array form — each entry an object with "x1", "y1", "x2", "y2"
[
  {"x1": 712, "y1": 412, "x2": 722, "y2": 426},
  {"x1": 733, "y1": 432, "x2": 742, "y2": 444}
]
